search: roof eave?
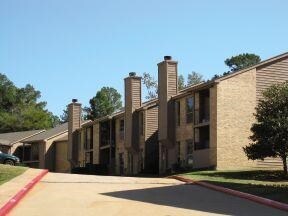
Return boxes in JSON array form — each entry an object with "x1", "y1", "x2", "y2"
[
  {"x1": 215, "y1": 51, "x2": 288, "y2": 82},
  {"x1": 23, "y1": 130, "x2": 68, "y2": 143}
]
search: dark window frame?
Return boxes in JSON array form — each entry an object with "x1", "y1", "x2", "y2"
[
  {"x1": 186, "y1": 97, "x2": 194, "y2": 124},
  {"x1": 194, "y1": 127, "x2": 210, "y2": 150}
]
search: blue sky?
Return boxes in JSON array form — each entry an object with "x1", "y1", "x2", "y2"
[{"x1": 0, "y1": 0, "x2": 287, "y2": 116}]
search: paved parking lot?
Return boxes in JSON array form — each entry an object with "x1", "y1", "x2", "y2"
[{"x1": 9, "y1": 172, "x2": 288, "y2": 216}]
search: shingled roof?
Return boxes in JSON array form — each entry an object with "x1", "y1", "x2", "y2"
[
  {"x1": 0, "y1": 130, "x2": 45, "y2": 146},
  {"x1": 23, "y1": 123, "x2": 68, "y2": 143}
]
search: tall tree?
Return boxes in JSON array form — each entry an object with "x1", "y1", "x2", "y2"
[
  {"x1": 60, "y1": 106, "x2": 69, "y2": 123},
  {"x1": 243, "y1": 82, "x2": 288, "y2": 176},
  {"x1": 225, "y1": 53, "x2": 261, "y2": 72},
  {"x1": 0, "y1": 73, "x2": 17, "y2": 112},
  {"x1": 0, "y1": 73, "x2": 59, "y2": 132},
  {"x1": 142, "y1": 72, "x2": 158, "y2": 99},
  {"x1": 85, "y1": 87, "x2": 122, "y2": 120},
  {"x1": 178, "y1": 75, "x2": 185, "y2": 90},
  {"x1": 187, "y1": 71, "x2": 204, "y2": 86}
]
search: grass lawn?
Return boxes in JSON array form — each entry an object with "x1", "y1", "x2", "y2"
[
  {"x1": 182, "y1": 170, "x2": 288, "y2": 204},
  {"x1": 0, "y1": 164, "x2": 28, "y2": 185}
]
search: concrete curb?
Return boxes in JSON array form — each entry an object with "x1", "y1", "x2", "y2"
[
  {"x1": 171, "y1": 175, "x2": 288, "y2": 212},
  {"x1": 0, "y1": 169, "x2": 48, "y2": 216}
]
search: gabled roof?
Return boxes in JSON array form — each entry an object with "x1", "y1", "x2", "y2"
[
  {"x1": 0, "y1": 130, "x2": 45, "y2": 146},
  {"x1": 23, "y1": 120, "x2": 92, "y2": 142},
  {"x1": 173, "y1": 51, "x2": 288, "y2": 98},
  {"x1": 23, "y1": 123, "x2": 68, "y2": 143},
  {"x1": 215, "y1": 51, "x2": 288, "y2": 82}
]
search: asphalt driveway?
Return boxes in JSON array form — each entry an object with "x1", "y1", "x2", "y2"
[{"x1": 9, "y1": 172, "x2": 288, "y2": 216}]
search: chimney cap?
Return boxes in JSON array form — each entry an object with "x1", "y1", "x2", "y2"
[
  {"x1": 164, "y1": 56, "x2": 172, "y2": 61},
  {"x1": 129, "y1": 72, "x2": 136, "y2": 77},
  {"x1": 72, "y1": 99, "x2": 78, "y2": 103}
]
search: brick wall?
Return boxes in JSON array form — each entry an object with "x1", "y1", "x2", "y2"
[
  {"x1": 216, "y1": 68, "x2": 257, "y2": 169},
  {"x1": 93, "y1": 123, "x2": 100, "y2": 164},
  {"x1": 175, "y1": 96, "x2": 193, "y2": 163},
  {"x1": 115, "y1": 117, "x2": 125, "y2": 175}
]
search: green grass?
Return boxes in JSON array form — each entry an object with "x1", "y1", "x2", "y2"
[
  {"x1": 0, "y1": 164, "x2": 28, "y2": 185},
  {"x1": 183, "y1": 170, "x2": 288, "y2": 204}
]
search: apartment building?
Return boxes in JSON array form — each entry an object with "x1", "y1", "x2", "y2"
[{"x1": 68, "y1": 52, "x2": 288, "y2": 175}]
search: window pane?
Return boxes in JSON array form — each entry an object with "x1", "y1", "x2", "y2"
[
  {"x1": 186, "y1": 97, "x2": 194, "y2": 123},
  {"x1": 194, "y1": 126, "x2": 210, "y2": 150},
  {"x1": 120, "y1": 119, "x2": 124, "y2": 131},
  {"x1": 31, "y1": 144, "x2": 39, "y2": 160}
]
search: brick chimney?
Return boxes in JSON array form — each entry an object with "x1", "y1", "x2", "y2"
[
  {"x1": 68, "y1": 99, "x2": 82, "y2": 167},
  {"x1": 158, "y1": 56, "x2": 178, "y2": 173},
  {"x1": 158, "y1": 56, "x2": 178, "y2": 145},
  {"x1": 124, "y1": 72, "x2": 142, "y2": 151}
]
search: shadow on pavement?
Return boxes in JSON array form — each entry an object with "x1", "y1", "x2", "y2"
[{"x1": 101, "y1": 184, "x2": 287, "y2": 216}]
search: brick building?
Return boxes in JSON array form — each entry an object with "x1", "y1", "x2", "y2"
[{"x1": 68, "y1": 52, "x2": 288, "y2": 175}]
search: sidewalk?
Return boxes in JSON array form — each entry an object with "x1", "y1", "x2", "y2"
[
  {"x1": 9, "y1": 173, "x2": 288, "y2": 216},
  {"x1": 0, "y1": 168, "x2": 43, "y2": 208}
]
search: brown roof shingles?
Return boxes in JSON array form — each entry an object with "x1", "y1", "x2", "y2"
[
  {"x1": 23, "y1": 123, "x2": 68, "y2": 143},
  {"x1": 0, "y1": 130, "x2": 45, "y2": 146}
]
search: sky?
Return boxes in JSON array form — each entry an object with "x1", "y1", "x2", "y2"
[{"x1": 0, "y1": 0, "x2": 287, "y2": 116}]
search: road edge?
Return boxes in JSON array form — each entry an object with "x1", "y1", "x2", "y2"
[
  {"x1": 0, "y1": 169, "x2": 48, "y2": 216},
  {"x1": 170, "y1": 175, "x2": 288, "y2": 212}
]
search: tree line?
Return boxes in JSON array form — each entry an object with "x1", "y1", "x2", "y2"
[{"x1": 0, "y1": 73, "x2": 59, "y2": 132}]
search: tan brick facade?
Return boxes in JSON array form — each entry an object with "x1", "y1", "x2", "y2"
[
  {"x1": 55, "y1": 140, "x2": 70, "y2": 173},
  {"x1": 93, "y1": 123, "x2": 100, "y2": 164},
  {"x1": 69, "y1": 53, "x2": 288, "y2": 175},
  {"x1": 175, "y1": 96, "x2": 193, "y2": 164},
  {"x1": 115, "y1": 117, "x2": 125, "y2": 175},
  {"x1": 216, "y1": 68, "x2": 257, "y2": 169}
]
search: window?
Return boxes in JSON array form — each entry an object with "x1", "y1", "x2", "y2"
[
  {"x1": 139, "y1": 112, "x2": 144, "y2": 136},
  {"x1": 120, "y1": 119, "x2": 124, "y2": 131},
  {"x1": 85, "y1": 127, "x2": 93, "y2": 150},
  {"x1": 84, "y1": 129, "x2": 87, "y2": 150},
  {"x1": 194, "y1": 126, "x2": 210, "y2": 150},
  {"x1": 89, "y1": 127, "x2": 93, "y2": 149},
  {"x1": 186, "y1": 139, "x2": 193, "y2": 155},
  {"x1": 175, "y1": 101, "x2": 180, "y2": 126},
  {"x1": 186, "y1": 97, "x2": 194, "y2": 123},
  {"x1": 31, "y1": 144, "x2": 39, "y2": 161}
]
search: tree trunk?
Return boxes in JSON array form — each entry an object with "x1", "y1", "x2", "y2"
[{"x1": 282, "y1": 156, "x2": 287, "y2": 177}]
